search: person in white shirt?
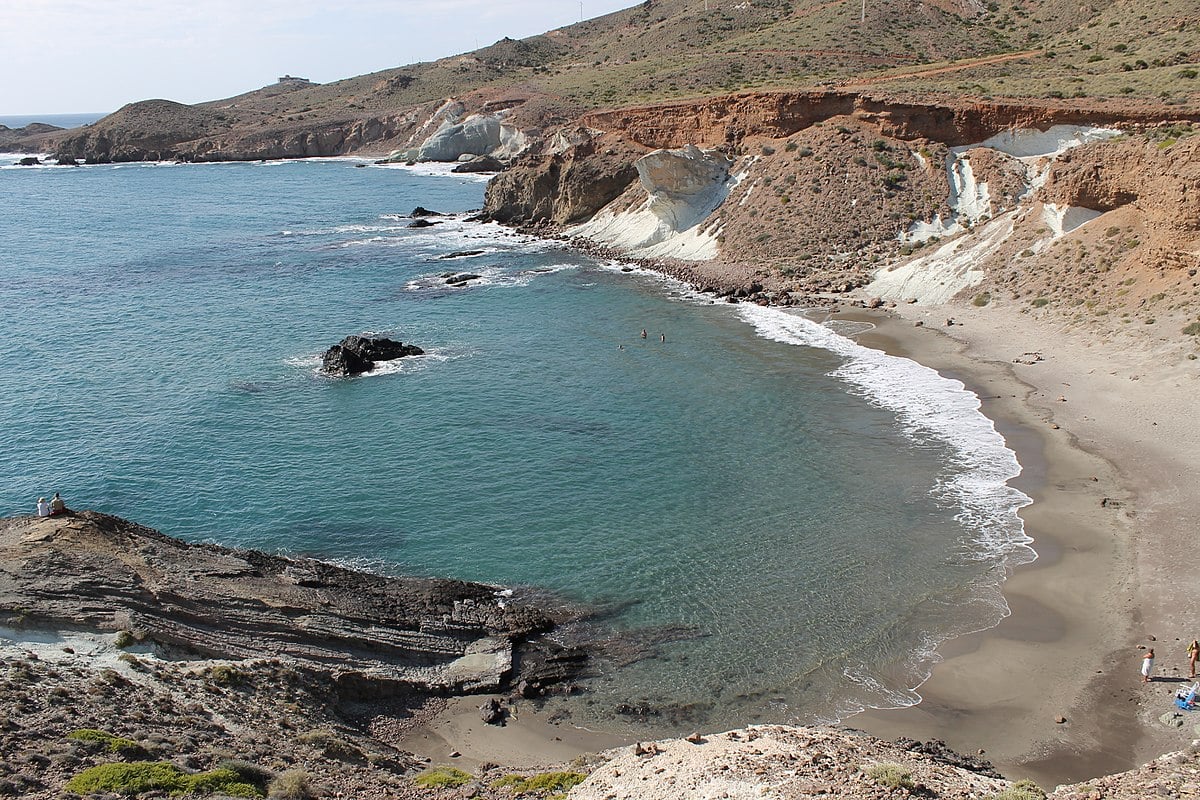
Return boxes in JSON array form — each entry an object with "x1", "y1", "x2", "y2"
[{"x1": 36, "y1": 497, "x2": 50, "y2": 517}]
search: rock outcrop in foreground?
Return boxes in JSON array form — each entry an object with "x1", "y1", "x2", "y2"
[{"x1": 0, "y1": 512, "x2": 578, "y2": 694}]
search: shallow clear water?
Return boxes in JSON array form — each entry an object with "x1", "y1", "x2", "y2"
[{"x1": 0, "y1": 158, "x2": 1032, "y2": 733}]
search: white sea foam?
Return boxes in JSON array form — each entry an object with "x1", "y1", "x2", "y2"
[
  {"x1": 375, "y1": 161, "x2": 493, "y2": 183},
  {"x1": 738, "y1": 303, "x2": 1033, "y2": 563},
  {"x1": 734, "y1": 303, "x2": 1034, "y2": 719}
]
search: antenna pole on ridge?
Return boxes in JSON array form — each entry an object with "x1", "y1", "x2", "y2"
[{"x1": 861, "y1": 0, "x2": 866, "y2": 21}]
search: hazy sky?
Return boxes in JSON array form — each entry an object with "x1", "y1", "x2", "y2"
[{"x1": 3, "y1": 1, "x2": 637, "y2": 115}]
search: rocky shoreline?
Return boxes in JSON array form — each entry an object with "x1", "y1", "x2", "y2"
[{"x1": 0, "y1": 511, "x2": 593, "y2": 797}]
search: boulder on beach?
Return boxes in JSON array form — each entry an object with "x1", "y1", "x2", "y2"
[
  {"x1": 452, "y1": 155, "x2": 506, "y2": 174},
  {"x1": 321, "y1": 335, "x2": 424, "y2": 377}
]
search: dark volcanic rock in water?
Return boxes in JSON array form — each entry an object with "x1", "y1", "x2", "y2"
[
  {"x1": 445, "y1": 273, "x2": 483, "y2": 286},
  {"x1": 321, "y1": 335, "x2": 424, "y2": 377},
  {"x1": 16, "y1": 157, "x2": 40, "y2": 166},
  {"x1": 407, "y1": 218, "x2": 439, "y2": 228},
  {"x1": 410, "y1": 206, "x2": 444, "y2": 217}
]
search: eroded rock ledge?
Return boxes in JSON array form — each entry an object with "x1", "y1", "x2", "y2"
[{"x1": 0, "y1": 511, "x2": 582, "y2": 696}]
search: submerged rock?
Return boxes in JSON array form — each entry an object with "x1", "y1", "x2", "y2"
[{"x1": 321, "y1": 335, "x2": 424, "y2": 377}]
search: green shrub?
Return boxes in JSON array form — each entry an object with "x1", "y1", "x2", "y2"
[
  {"x1": 1032, "y1": 297, "x2": 1050, "y2": 307},
  {"x1": 67, "y1": 729, "x2": 142, "y2": 755},
  {"x1": 987, "y1": 779, "x2": 1047, "y2": 800},
  {"x1": 65, "y1": 762, "x2": 262, "y2": 797},
  {"x1": 973, "y1": 292, "x2": 992, "y2": 307},
  {"x1": 209, "y1": 664, "x2": 242, "y2": 686},
  {"x1": 268, "y1": 769, "x2": 315, "y2": 799},
  {"x1": 114, "y1": 630, "x2": 136, "y2": 649},
  {"x1": 414, "y1": 766, "x2": 473, "y2": 788},
  {"x1": 491, "y1": 771, "x2": 588, "y2": 793},
  {"x1": 184, "y1": 768, "x2": 263, "y2": 797},
  {"x1": 1178, "y1": 68, "x2": 1198, "y2": 79},
  {"x1": 864, "y1": 762, "x2": 915, "y2": 790},
  {"x1": 1183, "y1": 321, "x2": 1200, "y2": 335}
]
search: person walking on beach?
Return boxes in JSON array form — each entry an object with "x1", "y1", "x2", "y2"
[
  {"x1": 1141, "y1": 648, "x2": 1155, "y2": 683},
  {"x1": 1188, "y1": 639, "x2": 1199, "y2": 679}
]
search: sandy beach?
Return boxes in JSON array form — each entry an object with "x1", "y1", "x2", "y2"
[
  {"x1": 398, "y1": 298, "x2": 1200, "y2": 789},
  {"x1": 850, "y1": 302, "x2": 1200, "y2": 786}
]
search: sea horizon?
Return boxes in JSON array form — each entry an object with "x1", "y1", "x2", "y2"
[{"x1": 0, "y1": 112, "x2": 108, "y2": 130}]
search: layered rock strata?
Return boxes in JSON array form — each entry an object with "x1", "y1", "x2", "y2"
[{"x1": 0, "y1": 511, "x2": 582, "y2": 695}]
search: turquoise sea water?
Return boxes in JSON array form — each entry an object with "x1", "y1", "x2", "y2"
[{"x1": 0, "y1": 157, "x2": 1033, "y2": 732}]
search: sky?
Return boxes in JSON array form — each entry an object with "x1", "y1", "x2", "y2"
[{"x1": 2, "y1": 1, "x2": 638, "y2": 115}]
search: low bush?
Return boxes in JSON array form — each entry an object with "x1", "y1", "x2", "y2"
[
  {"x1": 65, "y1": 762, "x2": 262, "y2": 797},
  {"x1": 987, "y1": 779, "x2": 1047, "y2": 800},
  {"x1": 864, "y1": 762, "x2": 915, "y2": 790},
  {"x1": 1182, "y1": 321, "x2": 1200, "y2": 335},
  {"x1": 414, "y1": 766, "x2": 473, "y2": 789},
  {"x1": 491, "y1": 771, "x2": 588, "y2": 793},
  {"x1": 209, "y1": 664, "x2": 242, "y2": 686},
  {"x1": 268, "y1": 769, "x2": 315, "y2": 799},
  {"x1": 66, "y1": 729, "x2": 142, "y2": 755}
]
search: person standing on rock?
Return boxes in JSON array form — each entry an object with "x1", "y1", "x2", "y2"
[
  {"x1": 1141, "y1": 648, "x2": 1155, "y2": 683},
  {"x1": 1188, "y1": 640, "x2": 1199, "y2": 680},
  {"x1": 48, "y1": 492, "x2": 66, "y2": 517}
]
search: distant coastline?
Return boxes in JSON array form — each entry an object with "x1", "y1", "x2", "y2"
[{"x1": 0, "y1": 112, "x2": 107, "y2": 130}]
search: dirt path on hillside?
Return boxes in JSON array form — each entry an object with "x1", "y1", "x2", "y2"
[{"x1": 842, "y1": 49, "x2": 1042, "y2": 86}]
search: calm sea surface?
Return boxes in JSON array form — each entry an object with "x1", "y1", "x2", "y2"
[{"x1": 0, "y1": 157, "x2": 1032, "y2": 732}]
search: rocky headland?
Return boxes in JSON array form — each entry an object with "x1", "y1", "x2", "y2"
[{"x1": 0, "y1": 511, "x2": 589, "y2": 797}]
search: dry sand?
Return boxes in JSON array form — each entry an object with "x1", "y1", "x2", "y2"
[{"x1": 402, "y1": 298, "x2": 1200, "y2": 789}]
